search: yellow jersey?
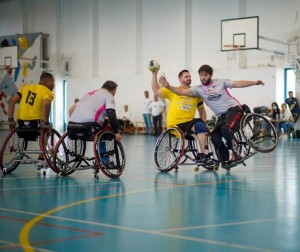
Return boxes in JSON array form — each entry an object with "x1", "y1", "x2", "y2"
[
  {"x1": 161, "y1": 87, "x2": 203, "y2": 127},
  {"x1": 16, "y1": 84, "x2": 54, "y2": 121}
]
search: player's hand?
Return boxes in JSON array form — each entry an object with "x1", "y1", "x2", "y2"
[
  {"x1": 115, "y1": 133, "x2": 121, "y2": 141},
  {"x1": 256, "y1": 80, "x2": 264, "y2": 86},
  {"x1": 159, "y1": 76, "x2": 170, "y2": 88},
  {"x1": 8, "y1": 121, "x2": 16, "y2": 130},
  {"x1": 40, "y1": 122, "x2": 52, "y2": 129}
]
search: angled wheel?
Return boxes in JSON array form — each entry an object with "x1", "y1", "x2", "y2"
[
  {"x1": 40, "y1": 128, "x2": 62, "y2": 172},
  {"x1": 53, "y1": 132, "x2": 86, "y2": 175},
  {"x1": 0, "y1": 129, "x2": 27, "y2": 174},
  {"x1": 154, "y1": 127, "x2": 185, "y2": 172},
  {"x1": 241, "y1": 113, "x2": 278, "y2": 153},
  {"x1": 94, "y1": 130, "x2": 126, "y2": 178}
]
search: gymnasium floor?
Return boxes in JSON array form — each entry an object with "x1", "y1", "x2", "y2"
[{"x1": 0, "y1": 131, "x2": 299, "y2": 252}]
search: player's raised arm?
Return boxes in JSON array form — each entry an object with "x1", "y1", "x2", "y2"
[{"x1": 160, "y1": 75, "x2": 194, "y2": 97}]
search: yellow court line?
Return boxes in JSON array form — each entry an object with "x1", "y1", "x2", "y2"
[{"x1": 19, "y1": 177, "x2": 275, "y2": 251}]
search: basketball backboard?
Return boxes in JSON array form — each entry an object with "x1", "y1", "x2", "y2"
[
  {"x1": 221, "y1": 16, "x2": 259, "y2": 51},
  {"x1": 0, "y1": 45, "x2": 18, "y2": 68}
]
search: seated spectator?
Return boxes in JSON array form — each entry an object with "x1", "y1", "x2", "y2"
[
  {"x1": 278, "y1": 103, "x2": 295, "y2": 136},
  {"x1": 118, "y1": 105, "x2": 135, "y2": 134},
  {"x1": 270, "y1": 102, "x2": 280, "y2": 120}
]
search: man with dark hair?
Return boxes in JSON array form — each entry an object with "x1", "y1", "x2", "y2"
[
  {"x1": 7, "y1": 72, "x2": 55, "y2": 130},
  {"x1": 285, "y1": 91, "x2": 300, "y2": 123},
  {"x1": 70, "y1": 80, "x2": 121, "y2": 141},
  {"x1": 161, "y1": 64, "x2": 264, "y2": 167},
  {"x1": 151, "y1": 67, "x2": 214, "y2": 168}
]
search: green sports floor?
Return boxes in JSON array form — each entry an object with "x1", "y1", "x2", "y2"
[{"x1": 0, "y1": 131, "x2": 299, "y2": 252}]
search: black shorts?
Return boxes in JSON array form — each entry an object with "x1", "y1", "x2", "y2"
[{"x1": 177, "y1": 118, "x2": 205, "y2": 134}]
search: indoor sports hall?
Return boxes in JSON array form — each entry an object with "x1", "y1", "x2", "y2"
[{"x1": 1, "y1": 0, "x2": 300, "y2": 251}]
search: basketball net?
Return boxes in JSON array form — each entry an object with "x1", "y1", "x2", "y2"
[{"x1": 224, "y1": 44, "x2": 241, "y2": 62}]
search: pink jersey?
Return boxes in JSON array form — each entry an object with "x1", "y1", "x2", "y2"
[{"x1": 70, "y1": 88, "x2": 116, "y2": 123}]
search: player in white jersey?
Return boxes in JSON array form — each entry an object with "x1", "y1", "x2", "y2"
[
  {"x1": 160, "y1": 64, "x2": 264, "y2": 167},
  {"x1": 70, "y1": 80, "x2": 121, "y2": 141}
]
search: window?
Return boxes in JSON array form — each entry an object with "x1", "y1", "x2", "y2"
[{"x1": 284, "y1": 68, "x2": 295, "y2": 101}]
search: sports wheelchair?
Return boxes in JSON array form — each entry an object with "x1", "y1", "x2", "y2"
[
  {"x1": 154, "y1": 106, "x2": 278, "y2": 172},
  {"x1": 154, "y1": 127, "x2": 218, "y2": 172},
  {"x1": 0, "y1": 120, "x2": 61, "y2": 176},
  {"x1": 52, "y1": 122, "x2": 126, "y2": 178}
]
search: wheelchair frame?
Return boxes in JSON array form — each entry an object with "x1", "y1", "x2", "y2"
[
  {"x1": 0, "y1": 126, "x2": 61, "y2": 176},
  {"x1": 154, "y1": 112, "x2": 278, "y2": 172},
  {"x1": 52, "y1": 124, "x2": 126, "y2": 179}
]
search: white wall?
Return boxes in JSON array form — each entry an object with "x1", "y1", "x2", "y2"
[{"x1": 1, "y1": 0, "x2": 300, "y2": 131}]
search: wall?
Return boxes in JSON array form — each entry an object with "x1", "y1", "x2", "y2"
[{"x1": 1, "y1": 0, "x2": 300, "y2": 131}]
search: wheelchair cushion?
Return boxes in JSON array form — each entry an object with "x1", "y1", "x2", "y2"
[
  {"x1": 16, "y1": 120, "x2": 40, "y2": 141},
  {"x1": 68, "y1": 122, "x2": 102, "y2": 140}
]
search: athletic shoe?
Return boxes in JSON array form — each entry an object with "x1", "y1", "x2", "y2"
[{"x1": 195, "y1": 153, "x2": 214, "y2": 166}]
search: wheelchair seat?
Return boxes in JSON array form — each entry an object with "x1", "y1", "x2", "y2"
[
  {"x1": 67, "y1": 121, "x2": 103, "y2": 141},
  {"x1": 15, "y1": 120, "x2": 40, "y2": 141}
]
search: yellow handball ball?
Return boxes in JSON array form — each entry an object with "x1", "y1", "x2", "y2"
[{"x1": 148, "y1": 60, "x2": 160, "y2": 72}]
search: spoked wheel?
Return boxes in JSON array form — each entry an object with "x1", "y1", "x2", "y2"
[
  {"x1": 40, "y1": 128, "x2": 62, "y2": 172},
  {"x1": 154, "y1": 127, "x2": 185, "y2": 172},
  {"x1": 241, "y1": 113, "x2": 278, "y2": 153},
  {"x1": 53, "y1": 132, "x2": 86, "y2": 176},
  {"x1": 0, "y1": 129, "x2": 27, "y2": 174},
  {"x1": 94, "y1": 130, "x2": 126, "y2": 178}
]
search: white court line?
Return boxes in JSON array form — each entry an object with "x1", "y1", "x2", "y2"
[
  {"x1": 157, "y1": 216, "x2": 300, "y2": 232},
  {"x1": 0, "y1": 207, "x2": 279, "y2": 252}
]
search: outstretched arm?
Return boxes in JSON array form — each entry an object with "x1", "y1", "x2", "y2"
[
  {"x1": 232, "y1": 80, "x2": 264, "y2": 88},
  {"x1": 160, "y1": 76, "x2": 194, "y2": 97},
  {"x1": 151, "y1": 68, "x2": 163, "y2": 97}
]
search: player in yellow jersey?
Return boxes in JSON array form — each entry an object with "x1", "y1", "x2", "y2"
[
  {"x1": 151, "y1": 67, "x2": 214, "y2": 167},
  {"x1": 7, "y1": 72, "x2": 55, "y2": 130}
]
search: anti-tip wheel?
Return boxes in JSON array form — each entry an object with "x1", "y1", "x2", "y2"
[
  {"x1": 194, "y1": 166, "x2": 200, "y2": 172},
  {"x1": 2, "y1": 168, "x2": 7, "y2": 175},
  {"x1": 42, "y1": 170, "x2": 46, "y2": 176},
  {"x1": 59, "y1": 172, "x2": 64, "y2": 177}
]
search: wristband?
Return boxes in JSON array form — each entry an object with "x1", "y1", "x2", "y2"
[{"x1": 8, "y1": 118, "x2": 14, "y2": 122}]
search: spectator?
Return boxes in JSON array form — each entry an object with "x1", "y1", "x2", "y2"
[
  {"x1": 270, "y1": 102, "x2": 280, "y2": 120},
  {"x1": 149, "y1": 94, "x2": 165, "y2": 136},
  {"x1": 142, "y1": 90, "x2": 152, "y2": 135},
  {"x1": 119, "y1": 104, "x2": 135, "y2": 134},
  {"x1": 285, "y1": 91, "x2": 300, "y2": 123},
  {"x1": 278, "y1": 103, "x2": 295, "y2": 136}
]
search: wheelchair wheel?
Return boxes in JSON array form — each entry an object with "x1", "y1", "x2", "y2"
[
  {"x1": 40, "y1": 128, "x2": 62, "y2": 171},
  {"x1": 53, "y1": 132, "x2": 86, "y2": 175},
  {"x1": 240, "y1": 113, "x2": 278, "y2": 153},
  {"x1": 154, "y1": 127, "x2": 185, "y2": 172},
  {"x1": 94, "y1": 130, "x2": 126, "y2": 178},
  {"x1": 0, "y1": 129, "x2": 27, "y2": 174}
]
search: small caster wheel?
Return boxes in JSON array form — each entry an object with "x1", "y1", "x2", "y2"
[
  {"x1": 174, "y1": 166, "x2": 179, "y2": 172},
  {"x1": 42, "y1": 170, "x2": 46, "y2": 176},
  {"x1": 2, "y1": 168, "x2": 7, "y2": 175},
  {"x1": 59, "y1": 172, "x2": 63, "y2": 177},
  {"x1": 194, "y1": 166, "x2": 200, "y2": 172},
  {"x1": 214, "y1": 165, "x2": 219, "y2": 171},
  {"x1": 93, "y1": 173, "x2": 98, "y2": 179}
]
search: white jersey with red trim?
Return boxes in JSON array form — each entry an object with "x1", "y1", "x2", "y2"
[
  {"x1": 70, "y1": 88, "x2": 116, "y2": 123},
  {"x1": 191, "y1": 79, "x2": 240, "y2": 116}
]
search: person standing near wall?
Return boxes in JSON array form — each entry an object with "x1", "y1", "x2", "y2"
[
  {"x1": 142, "y1": 90, "x2": 152, "y2": 135},
  {"x1": 149, "y1": 94, "x2": 165, "y2": 136},
  {"x1": 285, "y1": 91, "x2": 300, "y2": 123}
]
